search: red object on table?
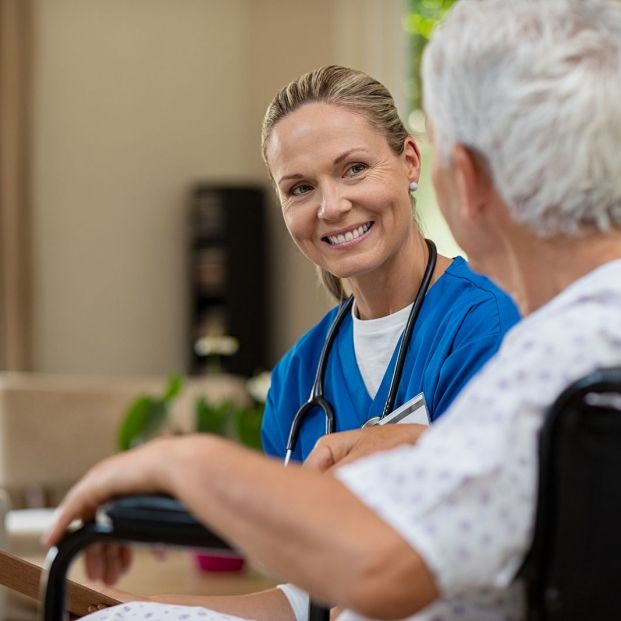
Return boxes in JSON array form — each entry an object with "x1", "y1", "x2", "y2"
[{"x1": 193, "y1": 552, "x2": 245, "y2": 572}]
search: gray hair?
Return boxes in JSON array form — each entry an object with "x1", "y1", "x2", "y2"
[{"x1": 422, "y1": 0, "x2": 621, "y2": 237}]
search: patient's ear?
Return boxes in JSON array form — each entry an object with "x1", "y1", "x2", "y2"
[{"x1": 451, "y1": 144, "x2": 495, "y2": 222}]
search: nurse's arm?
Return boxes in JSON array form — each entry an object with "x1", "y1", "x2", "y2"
[
  {"x1": 304, "y1": 425, "x2": 428, "y2": 473},
  {"x1": 92, "y1": 584, "x2": 296, "y2": 621},
  {"x1": 45, "y1": 434, "x2": 438, "y2": 621}
]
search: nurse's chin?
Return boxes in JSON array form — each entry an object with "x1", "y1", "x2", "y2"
[{"x1": 321, "y1": 260, "x2": 388, "y2": 284}]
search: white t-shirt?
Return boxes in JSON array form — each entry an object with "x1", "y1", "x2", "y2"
[{"x1": 352, "y1": 302, "x2": 412, "y2": 398}]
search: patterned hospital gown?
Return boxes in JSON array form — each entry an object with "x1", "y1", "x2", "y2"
[
  {"x1": 84, "y1": 603, "x2": 253, "y2": 621},
  {"x1": 84, "y1": 259, "x2": 621, "y2": 621}
]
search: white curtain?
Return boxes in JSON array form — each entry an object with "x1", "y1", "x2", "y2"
[{"x1": 0, "y1": 0, "x2": 32, "y2": 370}]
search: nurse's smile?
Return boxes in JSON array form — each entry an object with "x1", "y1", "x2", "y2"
[{"x1": 322, "y1": 222, "x2": 374, "y2": 247}]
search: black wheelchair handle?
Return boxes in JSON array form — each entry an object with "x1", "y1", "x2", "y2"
[{"x1": 40, "y1": 495, "x2": 234, "y2": 621}]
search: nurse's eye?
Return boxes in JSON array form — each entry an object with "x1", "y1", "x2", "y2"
[
  {"x1": 290, "y1": 183, "x2": 313, "y2": 196},
  {"x1": 345, "y1": 163, "x2": 367, "y2": 177}
]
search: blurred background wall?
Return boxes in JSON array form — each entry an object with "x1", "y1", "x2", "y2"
[{"x1": 8, "y1": 0, "x2": 458, "y2": 377}]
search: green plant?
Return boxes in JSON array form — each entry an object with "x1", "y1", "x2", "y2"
[
  {"x1": 405, "y1": 0, "x2": 458, "y2": 111},
  {"x1": 118, "y1": 374, "x2": 265, "y2": 452},
  {"x1": 118, "y1": 374, "x2": 184, "y2": 450},
  {"x1": 195, "y1": 396, "x2": 264, "y2": 451}
]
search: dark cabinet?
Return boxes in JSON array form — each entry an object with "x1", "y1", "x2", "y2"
[{"x1": 188, "y1": 185, "x2": 268, "y2": 376}]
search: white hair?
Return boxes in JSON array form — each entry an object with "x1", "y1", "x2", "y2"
[{"x1": 422, "y1": 0, "x2": 621, "y2": 236}]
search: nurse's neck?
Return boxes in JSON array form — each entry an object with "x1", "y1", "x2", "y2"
[{"x1": 349, "y1": 233, "x2": 451, "y2": 320}]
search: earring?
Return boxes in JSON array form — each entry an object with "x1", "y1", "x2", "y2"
[{"x1": 409, "y1": 181, "x2": 419, "y2": 193}]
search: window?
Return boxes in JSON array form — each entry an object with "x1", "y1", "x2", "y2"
[
  {"x1": 405, "y1": 0, "x2": 458, "y2": 114},
  {"x1": 404, "y1": 0, "x2": 462, "y2": 257}
]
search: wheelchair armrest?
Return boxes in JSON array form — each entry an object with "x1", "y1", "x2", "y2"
[
  {"x1": 99, "y1": 495, "x2": 232, "y2": 550},
  {"x1": 41, "y1": 495, "x2": 233, "y2": 621},
  {"x1": 101, "y1": 497, "x2": 332, "y2": 621}
]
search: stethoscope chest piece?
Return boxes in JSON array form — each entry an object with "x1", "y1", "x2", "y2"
[{"x1": 362, "y1": 416, "x2": 381, "y2": 428}]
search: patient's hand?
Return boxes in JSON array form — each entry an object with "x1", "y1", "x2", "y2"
[{"x1": 303, "y1": 424, "x2": 427, "y2": 473}]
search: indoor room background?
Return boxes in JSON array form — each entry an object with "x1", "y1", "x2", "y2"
[{"x1": 0, "y1": 0, "x2": 459, "y2": 379}]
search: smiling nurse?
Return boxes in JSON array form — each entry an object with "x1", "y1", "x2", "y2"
[{"x1": 261, "y1": 65, "x2": 520, "y2": 462}]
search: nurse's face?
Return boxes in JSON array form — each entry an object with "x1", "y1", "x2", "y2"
[{"x1": 266, "y1": 102, "x2": 420, "y2": 282}]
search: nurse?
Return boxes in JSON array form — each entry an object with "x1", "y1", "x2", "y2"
[{"x1": 261, "y1": 65, "x2": 519, "y2": 461}]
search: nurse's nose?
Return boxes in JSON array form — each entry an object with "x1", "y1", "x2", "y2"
[{"x1": 318, "y1": 186, "x2": 352, "y2": 221}]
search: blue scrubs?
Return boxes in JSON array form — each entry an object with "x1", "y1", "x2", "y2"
[{"x1": 262, "y1": 257, "x2": 520, "y2": 462}]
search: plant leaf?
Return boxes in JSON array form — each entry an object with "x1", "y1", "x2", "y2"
[
  {"x1": 195, "y1": 396, "x2": 229, "y2": 436},
  {"x1": 234, "y1": 405, "x2": 264, "y2": 451},
  {"x1": 162, "y1": 373, "x2": 184, "y2": 403},
  {"x1": 118, "y1": 396, "x2": 168, "y2": 451}
]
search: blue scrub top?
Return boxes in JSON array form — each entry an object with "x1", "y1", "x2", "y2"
[{"x1": 262, "y1": 257, "x2": 520, "y2": 462}]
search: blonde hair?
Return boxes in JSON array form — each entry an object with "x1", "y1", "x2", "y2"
[{"x1": 261, "y1": 65, "x2": 410, "y2": 301}]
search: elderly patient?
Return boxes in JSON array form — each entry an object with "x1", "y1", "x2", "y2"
[{"x1": 46, "y1": 1, "x2": 621, "y2": 620}]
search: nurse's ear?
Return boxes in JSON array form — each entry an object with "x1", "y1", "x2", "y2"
[{"x1": 402, "y1": 136, "x2": 422, "y2": 185}]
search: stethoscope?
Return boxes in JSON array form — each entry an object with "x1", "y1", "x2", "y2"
[{"x1": 283, "y1": 238, "x2": 438, "y2": 465}]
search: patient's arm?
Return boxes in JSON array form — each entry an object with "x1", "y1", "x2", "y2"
[
  {"x1": 303, "y1": 424, "x2": 428, "y2": 473},
  {"x1": 46, "y1": 435, "x2": 439, "y2": 620}
]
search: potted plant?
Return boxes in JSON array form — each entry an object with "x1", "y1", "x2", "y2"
[{"x1": 117, "y1": 372, "x2": 269, "y2": 571}]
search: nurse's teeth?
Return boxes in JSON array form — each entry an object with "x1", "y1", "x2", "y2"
[{"x1": 327, "y1": 223, "x2": 371, "y2": 245}]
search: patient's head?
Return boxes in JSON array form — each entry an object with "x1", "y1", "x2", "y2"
[{"x1": 423, "y1": 0, "x2": 621, "y2": 238}]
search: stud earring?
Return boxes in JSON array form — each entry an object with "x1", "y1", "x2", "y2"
[{"x1": 409, "y1": 181, "x2": 419, "y2": 193}]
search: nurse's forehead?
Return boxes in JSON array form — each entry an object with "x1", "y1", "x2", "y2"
[
  {"x1": 271, "y1": 102, "x2": 378, "y2": 143},
  {"x1": 267, "y1": 104, "x2": 384, "y2": 166}
]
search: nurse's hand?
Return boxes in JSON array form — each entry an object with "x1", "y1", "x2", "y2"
[
  {"x1": 303, "y1": 424, "x2": 427, "y2": 473},
  {"x1": 83, "y1": 542, "x2": 134, "y2": 585}
]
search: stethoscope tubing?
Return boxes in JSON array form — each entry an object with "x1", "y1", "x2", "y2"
[
  {"x1": 284, "y1": 239, "x2": 437, "y2": 464},
  {"x1": 284, "y1": 297, "x2": 354, "y2": 465},
  {"x1": 382, "y1": 238, "x2": 437, "y2": 417}
]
